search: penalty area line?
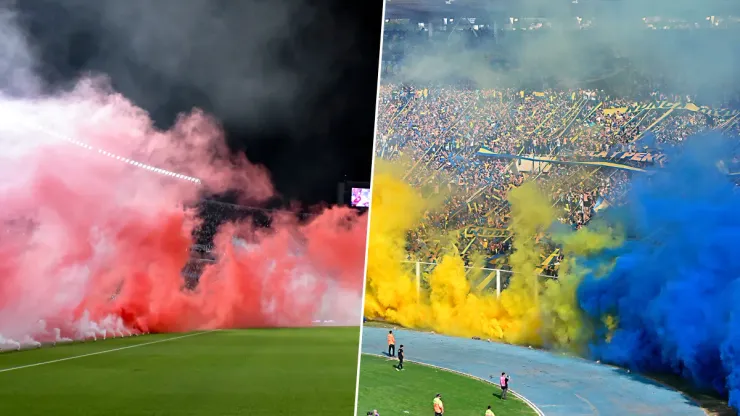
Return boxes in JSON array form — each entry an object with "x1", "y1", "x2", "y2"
[{"x1": 0, "y1": 330, "x2": 216, "y2": 374}]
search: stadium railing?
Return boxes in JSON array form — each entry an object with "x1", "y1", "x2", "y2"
[{"x1": 400, "y1": 260, "x2": 557, "y2": 299}]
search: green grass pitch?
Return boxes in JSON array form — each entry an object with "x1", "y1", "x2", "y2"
[
  {"x1": 0, "y1": 327, "x2": 360, "y2": 416},
  {"x1": 356, "y1": 354, "x2": 537, "y2": 416}
]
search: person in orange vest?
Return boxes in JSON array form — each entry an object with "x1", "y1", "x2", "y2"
[
  {"x1": 387, "y1": 330, "x2": 396, "y2": 357},
  {"x1": 485, "y1": 405, "x2": 495, "y2": 416},
  {"x1": 433, "y1": 393, "x2": 444, "y2": 415}
]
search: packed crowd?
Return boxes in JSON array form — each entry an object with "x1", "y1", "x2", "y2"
[{"x1": 377, "y1": 85, "x2": 740, "y2": 272}]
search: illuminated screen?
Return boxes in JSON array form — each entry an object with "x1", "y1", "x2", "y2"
[{"x1": 350, "y1": 187, "x2": 370, "y2": 207}]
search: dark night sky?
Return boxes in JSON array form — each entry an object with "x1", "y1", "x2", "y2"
[{"x1": 15, "y1": 0, "x2": 382, "y2": 206}]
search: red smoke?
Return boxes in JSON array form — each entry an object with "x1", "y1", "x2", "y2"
[{"x1": 0, "y1": 77, "x2": 367, "y2": 346}]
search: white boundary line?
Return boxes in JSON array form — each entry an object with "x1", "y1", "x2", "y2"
[
  {"x1": 362, "y1": 353, "x2": 546, "y2": 416},
  {"x1": 0, "y1": 331, "x2": 214, "y2": 374},
  {"x1": 574, "y1": 393, "x2": 599, "y2": 415},
  {"x1": 352, "y1": 3, "x2": 388, "y2": 416}
]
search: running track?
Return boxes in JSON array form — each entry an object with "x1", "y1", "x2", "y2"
[{"x1": 361, "y1": 327, "x2": 705, "y2": 416}]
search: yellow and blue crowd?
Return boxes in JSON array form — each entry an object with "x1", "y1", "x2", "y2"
[{"x1": 376, "y1": 84, "x2": 740, "y2": 276}]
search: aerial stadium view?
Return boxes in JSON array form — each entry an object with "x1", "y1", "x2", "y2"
[
  {"x1": 359, "y1": 1, "x2": 740, "y2": 415},
  {"x1": 0, "y1": 1, "x2": 380, "y2": 415}
]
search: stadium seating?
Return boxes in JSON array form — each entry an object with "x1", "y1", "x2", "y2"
[{"x1": 377, "y1": 84, "x2": 740, "y2": 275}]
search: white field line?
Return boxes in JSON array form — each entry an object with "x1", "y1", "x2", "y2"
[{"x1": 0, "y1": 331, "x2": 215, "y2": 374}]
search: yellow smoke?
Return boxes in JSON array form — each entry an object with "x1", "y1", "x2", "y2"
[
  {"x1": 364, "y1": 164, "x2": 623, "y2": 350},
  {"x1": 363, "y1": 162, "x2": 431, "y2": 329}
]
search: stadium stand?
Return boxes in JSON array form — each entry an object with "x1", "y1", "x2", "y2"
[{"x1": 377, "y1": 82, "x2": 740, "y2": 276}]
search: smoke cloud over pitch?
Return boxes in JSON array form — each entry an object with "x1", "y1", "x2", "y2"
[
  {"x1": 14, "y1": 0, "x2": 361, "y2": 130},
  {"x1": 366, "y1": 137, "x2": 740, "y2": 405},
  {"x1": 391, "y1": 0, "x2": 739, "y2": 98},
  {"x1": 373, "y1": 0, "x2": 740, "y2": 407},
  {"x1": 0, "y1": 2, "x2": 367, "y2": 349},
  {"x1": 576, "y1": 134, "x2": 740, "y2": 407}
]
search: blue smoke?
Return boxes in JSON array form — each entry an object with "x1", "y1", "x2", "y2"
[
  {"x1": 635, "y1": 131, "x2": 657, "y2": 150},
  {"x1": 575, "y1": 132, "x2": 740, "y2": 407}
]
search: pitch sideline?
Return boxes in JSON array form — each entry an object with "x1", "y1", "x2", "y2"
[{"x1": 0, "y1": 330, "x2": 216, "y2": 374}]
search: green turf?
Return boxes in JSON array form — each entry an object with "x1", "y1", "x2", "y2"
[
  {"x1": 0, "y1": 327, "x2": 361, "y2": 416},
  {"x1": 356, "y1": 354, "x2": 537, "y2": 416}
]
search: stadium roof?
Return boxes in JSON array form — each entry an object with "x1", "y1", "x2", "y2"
[
  {"x1": 384, "y1": 0, "x2": 506, "y2": 19},
  {"x1": 384, "y1": 0, "x2": 740, "y2": 20}
]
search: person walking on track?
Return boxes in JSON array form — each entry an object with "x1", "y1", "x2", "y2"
[{"x1": 387, "y1": 330, "x2": 396, "y2": 357}]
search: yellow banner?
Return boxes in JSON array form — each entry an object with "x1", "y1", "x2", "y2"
[
  {"x1": 602, "y1": 107, "x2": 627, "y2": 115},
  {"x1": 584, "y1": 150, "x2": 667, "y2": 164},
  {"x1": 602, "y1": 101, "x2": 740, "y2": 118},
  {"x1": 459, "y1": 226, "x2": 510, "y2": 239}
]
